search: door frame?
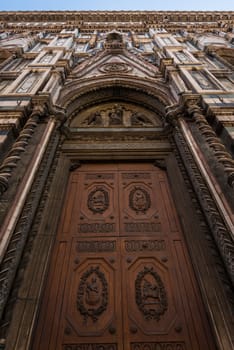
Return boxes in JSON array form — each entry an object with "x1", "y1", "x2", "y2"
[{"x1": 3, "y1": 126, "x2": 234, "y2": 350}]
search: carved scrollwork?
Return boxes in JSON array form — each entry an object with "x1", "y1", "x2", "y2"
[
  {"x1": 129, "y1": 186, "x2": 151, "y2": 214},
  {"x1": 88, "y1": 186, "x2": 109, "y2": 214},
  {"x1": 135, "y1": 266, "x2": 168, "y2": 321},
  {"x1": 77, "y1": 266, "x2": 108, "y2": 323}
]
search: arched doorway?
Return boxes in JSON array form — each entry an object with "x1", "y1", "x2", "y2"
[{"x1": 32, "y1": 84, "x2": 217, "y2": 349}]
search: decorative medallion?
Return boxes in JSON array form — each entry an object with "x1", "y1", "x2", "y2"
[
  {"x1": 88, "y1": 187, "x2": 109, "y2": 214},
  {"x1": 129, "y1": 186, "x2": 151, "y2": 214},
  {"x1": 99, "y1": 62, "x2": 132, "y2": 73},
  {"x1": 77, "y1": 266, "x2": 108, "y2": 322},
  {"x1": 135, "y1": 266, "x2": 168, "y2": 321}
]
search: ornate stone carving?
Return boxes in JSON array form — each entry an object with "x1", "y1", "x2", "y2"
[
  {"x1": 131, "y1": 112, "x2": 153, "y2": 126},
  {"x1": 108, "y1": 104, "x2": 123, "y2": 125},
  {"x1": 129, "y1": 186, "x2": 151, "y2": 214},
  {"x1": 186, "y1": 102, "x2": 234, "y2": 188},
  {"x1": 0, "y1": 129, "x2": 59, "y2": 322},
  {"x1": 135, "y1": 266, "x2": 168, "y2": 321},
  {"x1": 174, "y1": 123, "x2": 234, "y2": 286},
  {"x1": 88, "y1": 186, "x2": 109, "y2": 214},
  {"x1": 0, "y1": 106, "x2": 45, "y2": 195},
  {"x1": 77, "y1": 266, "x2": 108, "y2": 323},
  {"x1": 100, "y1": 62, "x2": 132, "y2": 73},
  {"x1": 82, "y1": 111, "x2": 103, "y2": 126}
]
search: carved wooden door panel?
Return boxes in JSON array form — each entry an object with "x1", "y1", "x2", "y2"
[{"x1": 32, "y1": 163, "x2": 216, "y2": 350}]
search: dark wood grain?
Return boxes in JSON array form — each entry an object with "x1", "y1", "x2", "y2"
[{"x1": 32, "y1": 163, "x2": 216, "y2": 350}]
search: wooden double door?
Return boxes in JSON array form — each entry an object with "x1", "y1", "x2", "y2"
[{"x1": 33, "y1": 163, "x2": 216, "y2": 350}]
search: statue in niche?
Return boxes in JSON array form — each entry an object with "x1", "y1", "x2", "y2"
[
  {"x1": 109, "y1": 104, "x2": 123, "y2": 125},
  {"x1": 16, "y1": 72, "x2": 37, "y2": 93},
  {"x1": 82, "y1": 111, "x2": 103, "y2": 126},
  {"x1": 131, "y1": 112, "x2": 153, "y2": 126}
]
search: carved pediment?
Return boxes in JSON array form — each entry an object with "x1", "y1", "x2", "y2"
[{"x1": 71, "y1": 49, "x2": 159, "y2": 80}]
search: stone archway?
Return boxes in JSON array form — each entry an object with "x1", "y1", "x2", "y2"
[{"x1": 30, "y1": 80, "x2": 217, "y2": 350}]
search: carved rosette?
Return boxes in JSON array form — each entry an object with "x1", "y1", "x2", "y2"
[
  {"x1": 88, "y1": 186, "x2": 109, "y2": 214},
  {"x1": 77, "y1": 266, "x2": 108, "y2": 323},
  {"x1": 129, "y1": 186, "x2": 151, "y2": 214},
  {"x1": 99, "y1": 62, "x2": 132, "y2": 73},
  {"x1": 135, "y1": 266, "x2": 168, "y2": 321}
]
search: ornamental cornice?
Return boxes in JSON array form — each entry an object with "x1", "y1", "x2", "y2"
[{"x1": 0, "y1": 11, "x2": 233, "y2": 33}]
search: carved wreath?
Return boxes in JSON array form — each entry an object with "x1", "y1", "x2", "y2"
[
  {"x1": 129, "y1": 186, "x2": 151, "y2": 214},
  {"x1": 87, "y1": 186, "x2": 109, "y2": 214},
  {"x1": 77, "y1": 266, "x2": 108, "y2": 323},
  {"x1": 135, "y1": 266, "x2": 168, "y2": 321}
]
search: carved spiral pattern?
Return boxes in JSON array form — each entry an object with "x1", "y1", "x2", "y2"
[
  {"x1": 0, "y1": 112, "x2": 39, "y2": 195},
  {"x1": 174, "y1": 126, "x2": 234, "y2": 286},
  {"x1": 187, "y1": 104, "x2": 234, "y2": 187}
]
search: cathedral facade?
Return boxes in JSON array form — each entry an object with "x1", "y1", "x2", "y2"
[{"x1": 0, "y1": 11, "x2": 233, "y2": 350}]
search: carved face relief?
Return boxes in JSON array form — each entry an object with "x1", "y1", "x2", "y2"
[
  {"x1": 129, "y1": 187, "x2": 151, "y2": 214},
  {"x1": 135, "y1": 266, "x2": 168, "y2": 321},
  {"x1": 88, "y1": 187, "x2": 109, "y2": 214}
]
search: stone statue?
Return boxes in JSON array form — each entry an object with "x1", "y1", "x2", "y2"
[
  {"x1": 109, "y1": 104, "x2": 123, "y2": 125},
  {"x1": 83, "y1": 111, "x2": 103, "y2": 126}
]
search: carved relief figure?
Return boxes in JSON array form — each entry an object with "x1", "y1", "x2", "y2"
[
  {"x1": 129, "y1": 186, "x2": 151, "y2": 214},
  {"x1": 85, "y1": 277, "x2": 100, "y2": 305},
  {"x1": 88, "y1": 187, "x2": 109, "y2": 214},
  {"x1": 143, "y1": 278, "x2": 160, "y2": 303},
  {"x1": 77, "y1": 266, "x2": 108, "y2": 323},
  {"x1": 135, "y1": 266, "x2": 168, "y2": 321},
  {"x1": 83, "y1": 111, "x2": 103, "y2": 126},
  {"x1": 109, "y1": 104, "x2": 123, "y2": 125},
  {"x1": 131, "y1": 112, "x2": 153, "y2": 126}
]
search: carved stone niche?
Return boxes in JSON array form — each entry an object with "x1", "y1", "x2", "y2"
[
  {"x1": 105, "y1": 31, "x2": 124, "y2": 51},
  {"x1": 69, "y1": 102, "x2": 161, "y2": 129}
]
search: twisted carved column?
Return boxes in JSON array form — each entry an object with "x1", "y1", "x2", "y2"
[
  {"x1": 165, "y1": 100, "x2": 234, "y2": 286},
  {"x1": 0, "y1": 105, "x2": 46, "y2": 196},
  {"x1": 186, "y1": 103, "x2": 234, "y2": 187}
]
